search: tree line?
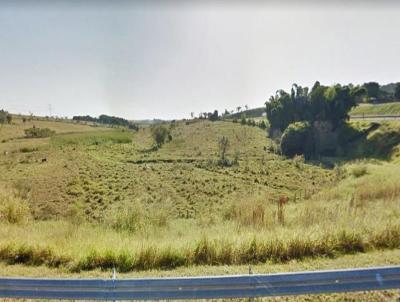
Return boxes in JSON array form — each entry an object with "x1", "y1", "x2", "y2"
[
  {"x1": 72, "y1": 114, "x2": 139, "y2": 130},
  {"x1": 361, "y1": 82, "x2": 400, "y2": 103}
]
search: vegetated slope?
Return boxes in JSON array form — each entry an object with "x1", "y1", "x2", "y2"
[
  {"x1": 350, "y1": 103, "x2": 400, "y2": 116},
  {"x1": 0, "y1": 117, "x2": 330, "y2": 220},
  {"x1": 1, "y1": 116, "x2": 400, "y2": 274}
]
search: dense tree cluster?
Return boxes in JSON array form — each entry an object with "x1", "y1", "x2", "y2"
[
  {"x1": 72, "y1": 114, "x2": 138, "y2": 130},
  {"x1": 265, "y1": 82, "x2": 367, "y2": 158},
  {"x1": 198, "y1": 110, "x2": 220, "y2": 121},
  {"x1": 266, "y1": 82, "x2": 365, "y2": 132},
  {"x1": 361, "y1": 81, "x2": 400, "y2": 103}
]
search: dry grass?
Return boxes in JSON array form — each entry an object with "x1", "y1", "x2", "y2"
[
  {"x1": 1, "y1": 117, "x2": 400, "y2": 275},
  {"x1": 0, "y1": 189, "x2": 31, "y2": 224}
]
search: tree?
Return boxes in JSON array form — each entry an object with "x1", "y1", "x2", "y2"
[
  {"x1": 362, "y1": 82, "x2": 380, "y2": 100},
  {"x1": 6, "y1": 114, "x2": 12, "y2": 124},
  {"x1": 395, "y1": 83, "x2": 400, "y2": 100},
  {"x1": 208, "y1": 110, "x2": 219, "y2": 121},
  {"x1": 280, "y1": 121, "x2": 314, "y2": 158},
  {"x1": 0, "y1": 110, "x2": 9, "y2": 126},
  {"x1": 266, "y1": 82, "x2": 363, "y2": 132},
  {"x1": 151, "y1": 125, "x2": 170, "y2": 147},
  {"x1": 236, "y1": 106, "x2": 242, "y2": 113},
  {"x1": 218, "y1": 136, "x2": 230, "y2": 161}
]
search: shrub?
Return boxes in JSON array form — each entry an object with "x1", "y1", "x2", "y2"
[
  {"x1": 233, "y1": 150, "x2": 240, "y2": 165},
  {"x1": 293, "y1": 154, "x2": 305, "y2": 168},
  {"x1": 333, "y1": 164, "x2": 347, "y2": 181},
  {"x1": 20, "y1": 147, "x2": 38, "y2": 153},
  {"x1": 108, "y1": 203, "x2": 144, "y2": 233},
  {"x1": 0, "y1": 109, "x2": 12, "y2": 125},
  {"x1": 280, "y1": 121, "x2": 314, "y2": 157},
  {"x1": 151, "y1": 126, "x2": 171, "y2": 147},
  {"x1": 24, "y1": 127, "x2": 55, "y2": 138},
  {"x1": 350, "y1": 164, "x2": 368, "y2": 178},
  {"x1": 218, "y1": 136, "x2": 229, "y2": 161},
  {"x1": 0, "y1": 194, "x2": 31, "y2": 224},
  {"x1": 366, "y1": 124, "x2": 400, "y2": 157}
]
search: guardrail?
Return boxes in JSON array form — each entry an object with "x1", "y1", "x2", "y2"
[
  {"x1": 350, "y1": 114, "x2": 400, "y2": 119},
  {"x1": 1, "y1": 266, "x2": 400, "y2": 300}
]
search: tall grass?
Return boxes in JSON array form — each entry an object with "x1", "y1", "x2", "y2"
[
  {"x1": 1, "y1": 224, "x2": 399, "y2": 272},
  {"x1": 350, "y1": 164, "x2": 368, "y2": 178},
  {"x1": 0, "y1": 192, "x2": 30, "y2": 224},
  {"x1": 1, "y1": 157, "x2": 400, "y2": 272}
]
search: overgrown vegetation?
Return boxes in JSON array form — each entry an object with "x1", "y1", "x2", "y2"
[
  {"x1": 24, "y1": 127, "x2": 55, "y2": 138},
  {"x1": 0, "y1": 191, "x2": 31, "y2": 224},
  {"x1": 1, "y1": 113, "x2": 400, "y2": 275},
  {"x1": 151, "y1": 125, "x2": 171, "y2": 148},
  {"x1": 0, "y1": 109, "x2": 12, "y2": 125},
  {"x1": 265, "y1": 83, "x2": 400, "y2": 158}
]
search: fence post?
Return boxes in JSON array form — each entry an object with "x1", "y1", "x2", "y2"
[
  {"x1": 112, "y1": 267, "x2": 117, "y2": 302},
  {"x1": 249, "y1": 266, "x2": 254, "y2": 302}
]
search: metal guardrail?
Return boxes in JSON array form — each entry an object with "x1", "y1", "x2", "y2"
[
  {"x1": 350, "y1": 114, "x2": 400, "y2": 119},
  {"x1": 1, "y1": 266, "x2": 400, "y2": 300}
]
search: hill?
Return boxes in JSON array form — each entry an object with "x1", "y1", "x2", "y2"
[
  {"x1": 1, "y1": 116, "x2": 400, "y2": 275},
  {"x1": 350, "y1": 102, "x2": 400, "y2": 116}
]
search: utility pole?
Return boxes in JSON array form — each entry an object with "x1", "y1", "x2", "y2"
[{"x1": 48, "y1": 104, "x2": 52, "y2": 117}]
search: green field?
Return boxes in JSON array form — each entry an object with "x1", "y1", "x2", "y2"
[
  {"x1": 1, "y1": 116, "x2": 400, "y2": 285},
  {"x1": 350, "y1": 102, "x2": 400, "y2": 116}
]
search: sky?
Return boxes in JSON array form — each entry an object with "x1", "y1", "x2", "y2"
[{"x1": 1, "y1": 1, "x2": 400, "y2": 120}]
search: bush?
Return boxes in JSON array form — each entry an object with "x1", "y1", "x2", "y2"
[
  {"x1": 20, "y1": 147, "x2": 38, "y2": 153},
  {"x1": 0, "y1": 109, "x2": 12, "y2": 125},
  {"x1": 24, "y1": 127, "x2": 55, "y2": 138},
  {"x1": 350, "y1": 164, "x2": 368, "y2": 178},
  {"x1": 108, "y1": 203, "x2": 144, "y2": 233},
  {"x1": 280, "y1": 121, "x2": 314, "y2": 158},
  {"x1": 218, "y1": 136, "x2": 229, "y2": 161},
  {"x1": 151, "y1": 126, "x2": 171, "y2": 147},
  {"x1": 0, "y1": 193, "x2": 31, "y2": 224},
  {"x1": 333, "y1": 164, "x2": 347, "y2": 181},
  {"x1": 365, "y1": 124, "x2": 400, "y2": 157}
]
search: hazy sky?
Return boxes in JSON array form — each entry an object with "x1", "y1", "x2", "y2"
[{"x1": 1, "y1": 1, "x2": 400, "y2": 120}]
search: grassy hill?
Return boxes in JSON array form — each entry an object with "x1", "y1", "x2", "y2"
[
  {"x1": 1, "y1": 116, "x2": 400, "y2": 276},
  {"x1": 350, "y1": 103, "x2": 400, "y2": 116}
]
